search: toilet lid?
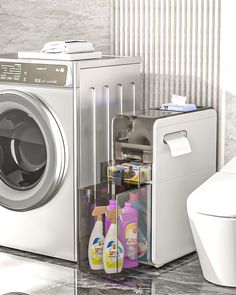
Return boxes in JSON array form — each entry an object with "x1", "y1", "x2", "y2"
[{"x1": 187, "y1": 172, "x2": 236, "y2": 218}]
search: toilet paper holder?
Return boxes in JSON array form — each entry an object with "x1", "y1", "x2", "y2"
[{"x1": 163, "y1": 130, "x2": 187, "y2": 144}]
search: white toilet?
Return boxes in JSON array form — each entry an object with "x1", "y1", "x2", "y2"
[{"x1": 187, "y1": 156, "x2": 236, "y2": 287}]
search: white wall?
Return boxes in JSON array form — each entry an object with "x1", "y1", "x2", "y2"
[{"x1": 221, "y1": 0, "x2": 236, "y2": 163}]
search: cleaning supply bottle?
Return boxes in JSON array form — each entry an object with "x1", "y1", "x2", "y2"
[
  {"x1": 103, "y1": 209, "x2": 124, "y2": 273},
  {"x1": 129, "y1": 192, "x2": 148, "y2": 259},
  {"x1": 105, "y1": 199, "x2": 118, "y2": 235},
  {"x1": 88, "y1": 206, "x2": 107, "y2": 270},
  {"x1": 140, "y1": 186, "x2": 147, "y2": 200},
  {"x1": 120, "y1": 202, "x2": 139, "y2": 268}
]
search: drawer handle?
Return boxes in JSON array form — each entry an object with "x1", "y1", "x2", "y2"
[{"x1": 163, "y1": 130, "x2": 187, "y2": 144}]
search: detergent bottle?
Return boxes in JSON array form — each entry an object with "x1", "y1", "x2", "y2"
[
  {"x1": 120, "y1": 202, "x2": 139, "y2": 268},
  {"x1": 88, "y1": 206, "x2": 107, "y2": 270},
  {"x1": 129, "y1": 192, "x2": 148, "y2": 259},
  {"x1": 103, "y1": 209, "x2": 124, "y2": 273}
]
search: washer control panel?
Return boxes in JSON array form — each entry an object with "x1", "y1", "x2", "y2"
[{"x1": 0, "y1": 62, "x2": 68, "y2": 86}]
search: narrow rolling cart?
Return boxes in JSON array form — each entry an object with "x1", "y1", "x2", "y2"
[{"x1": 79, "y1": 107, "x2": 217, "y2": 274}]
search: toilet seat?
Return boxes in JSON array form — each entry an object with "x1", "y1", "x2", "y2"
[
  {"x1": 187, "y1": 157, "x2": 236, "y2": 287},
  {"x1": 187, "y1": 172, "x2": 236, "y2": 218}
]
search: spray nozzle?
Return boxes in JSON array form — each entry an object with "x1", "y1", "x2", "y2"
[
  {"x1": 107, "y1": 209, "x2": 123, "y2": 224},
  {"x1": 92, "y1": 206, "x2": 107, "y2": 221}
]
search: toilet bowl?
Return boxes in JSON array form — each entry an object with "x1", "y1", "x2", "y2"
[{"x1": 187, "y1": 157, "x2": 236, "y2": 287}]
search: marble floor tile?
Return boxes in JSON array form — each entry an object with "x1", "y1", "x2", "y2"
[{"x1": 0, "y1": 247, "x2": 235, "y2": 295}]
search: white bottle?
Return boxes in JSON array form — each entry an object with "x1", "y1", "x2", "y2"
[
  {"x1": 88, "y1": 206, "x2": 107, "y2": 270},
  {"x1": 103, "y1": 209, "x2": 124, "y2": 274}
]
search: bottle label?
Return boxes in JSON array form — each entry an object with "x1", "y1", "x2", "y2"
[
  {"x1": 137, "y1": 227, "x2": 148, "y2": 259},
  {"x1": 125, "y1": 223, "x2": 138, "y2": 260},
  {"x1": 105, "y1": 241, "x2": 124, "y2": 269},
  {"x1": 91, "y1": 237, "x2": 104, "y2": 265}
]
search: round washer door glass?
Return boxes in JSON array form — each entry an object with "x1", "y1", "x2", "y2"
[
  {"x1": 0, "y1": 90, "x2": 66, "y2": 211},
  {"x1": 0, "y1": 109, "x2": 47, "y2": 190}
]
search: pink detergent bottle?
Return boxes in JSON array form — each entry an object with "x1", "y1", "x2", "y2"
[
  {"x1": 120, "y1": 202, "x2": 139, "y2": 268},
  {"x1": 105, "y1": 199, "x2": 118, "y2": 235},
  {"x1": 129, "y1": 192, "x2": 148, "y2": 260}
]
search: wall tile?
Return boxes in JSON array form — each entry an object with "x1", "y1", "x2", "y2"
[
  {"x1": 221, "y1": 0, "x2": 236, "y2": 163},
  {"x1": 0, "y1": 0, "x2": 111, "y2": 54}
]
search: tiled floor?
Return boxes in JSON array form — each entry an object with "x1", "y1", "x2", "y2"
[{"x1": 0, "y1": 247, "x2": 235, "y2": 295}]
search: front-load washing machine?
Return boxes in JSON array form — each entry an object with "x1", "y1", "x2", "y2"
[{"x1": 0, "y1": 54, "x2": 141, "y2": 261}]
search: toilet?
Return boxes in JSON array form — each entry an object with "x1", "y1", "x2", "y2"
[{"x1": 187, "y1": 156, "x2": 236, "y2": 287}]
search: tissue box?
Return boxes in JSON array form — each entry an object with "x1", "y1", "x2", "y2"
[
  {"x1": 160, "y1": 95, "x2": 197, "y2": 112},
  {"x1": 160, "y1": 103, "x2": 197, "y2": 112},
  {"x1": 107, "y1": 163, "x2": 151, "y2": 184}
]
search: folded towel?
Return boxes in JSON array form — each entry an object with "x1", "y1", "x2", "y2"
[{"x1": 41, "y1": 40, "x2": 95, "y2": 54}]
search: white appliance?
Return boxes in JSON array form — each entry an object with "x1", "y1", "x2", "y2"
[
  {"x1": 79, "y1": 108, "x2": 217, "y2": 270},
  {"x1": 0, "y1": 54, "x2": 141, "y2": 261},
  {"x1": 187, "y1": 156, "x2": 236, "y2": 287}
]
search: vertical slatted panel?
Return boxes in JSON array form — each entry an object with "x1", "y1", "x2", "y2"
[{"x1": 111, "y1": 0, "x2": 221, "y2": 110}]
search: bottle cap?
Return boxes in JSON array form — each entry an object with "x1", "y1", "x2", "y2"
[
  {"x1": 124, "y1": 202, "x2": 132, "y2": 207},
  {"x1": 130, "y1": 192, "x2": 139, "y2": 201},
  {"x1": 109, "y1": 199, "x2": 117, "y2": 205},
  {"x1": 140, "y1": 187, "x2": 147, "y2": 197}
]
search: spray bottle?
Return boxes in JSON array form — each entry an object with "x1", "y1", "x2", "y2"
[
  {"x1": 88, "y1": 206, "x2": 107, "y2": 270},
  {"x1": 105, "y1": 199, "x2": 118, "y2": 235},
  {"x1": 103, "y1": 209, "x2": 124, "y2": 273}
]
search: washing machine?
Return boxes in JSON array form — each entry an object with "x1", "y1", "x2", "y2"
[{"x1": 0, "y1": 53, "x2": 141, "y2": 261}]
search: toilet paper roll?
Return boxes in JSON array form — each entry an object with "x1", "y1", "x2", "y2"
[{"x1": 164, "y1": 132, "x2": 192, "y2": 157}]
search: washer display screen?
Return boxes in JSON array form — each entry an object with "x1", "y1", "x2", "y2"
[
  {"x1": 0, "y1": 109, "x2": 47, "y2": 190},
  {"x1": 0, "y1": 62, "x2": 67, "y2": 86}
]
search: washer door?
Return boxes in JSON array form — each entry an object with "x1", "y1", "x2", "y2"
[{"x1": 0, "y1": 89, "x2": 66, "y2": 211}]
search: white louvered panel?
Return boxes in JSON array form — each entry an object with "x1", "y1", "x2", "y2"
[{"x1": 111, "y1": 0, "x2": 221, "y2": 110}]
